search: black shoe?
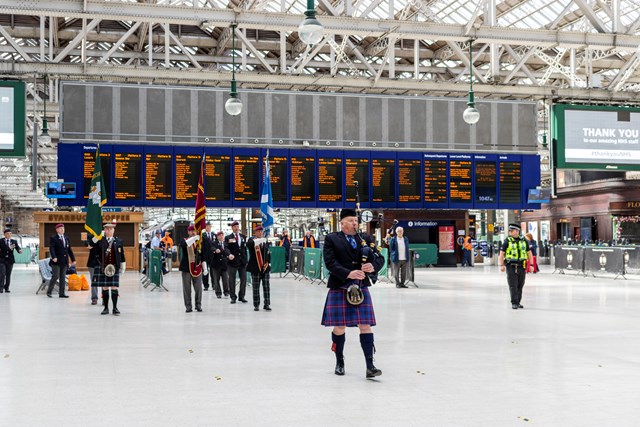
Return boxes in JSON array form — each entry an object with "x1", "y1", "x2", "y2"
[
  {"x1": 518, "y1": 304, "x2": 524, "y2": 309},
  {"x1": 203, "y1": 288, "x2": 208, "y2": 291},
  {"x1": 59, "y1": 295, "x2": 69, "y2": 298},
  {"x1": 112, "y1": 308, "x2": 120, "y2": 316},
  {"x1": 264, "y1": 306, "x2": 271, "y2": 311},
  {"x1": 4, "y1": 290, "x2": 9, "y2": 293},
  {"x1": 335, "y1": 360, "x2": 345, "y2": 376},
  {"x1": 512, "y1": 304, "x2": 519, "y2": 309},
  {"x1": 186, "y1": 308, "x2": 193, "y2": 313},
  {"x1": 47, "y1": 293, "x2": 52, "y2": 298},
  {"x1": 91, "y1": 299, "x2": 97, "y2": 305},
  {"x1": 0, "y1": 290, "x2": 3, "y2": 293},
  {"x1": 101, "y1": 307, "x2": 109, "y2": 315},
  {"x1": 230, "y1": 299, "x2": 237, "y2": 304},
  {"x1": 224, "y1": 293, "x2": 229, "y2": 297},
  {"x1": 239, "y1": 298, "x2": 248, "y2": 303},
  {"x1": 254, "y1": 307, "x2": 259, "y2": 311},
  {"x1": 396, "y1": 284, "x2": 408, "y2": 288},
  {"x1": 366, "y1": 366, "x2": 382, "y2": 378},
  {"x1": 216, "y1": 295, "x2": 222, "y2": 299},
  {"x1": 196, "y1": 308, "x2": 202, "y2": 312}
]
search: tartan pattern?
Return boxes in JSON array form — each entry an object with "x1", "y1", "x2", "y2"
[
  {"x1": 91, "y1": 266, "x2": 120, "y2": 287},
  {"x1": 251, "y1": 272, "x2": 270, "y2": 307},
  {"x1": 321, "y1": 287, "x2": 376, "y2": 327}
]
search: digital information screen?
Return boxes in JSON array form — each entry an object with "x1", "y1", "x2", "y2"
[
  {"x1": 449, "y1": 157, "x2": 472, "y2": 204},
  {"x1": 500, "y1": 161, "x2": 521, "y2": 204},
  {"x1": 205, "y1": 154, "x2": 231, "y2": 201},
  {"x1": 318, "y1": 156, "x2": 343, "y2": 203},
  {"x1": 269, "y1": 155, "x2": 288, "y2": 202},
  {"x1": 372, "y1": 158, "x2": 395, "y2": 203},
  {"x1": 345, "y1": 157, "x2": 369, "y2": 203},
  {"x1": 398, "y1": 159, "x2": 421, "y2": 203},
  {"x1": 234, "y1": 155, "x2": 259, "y2": 201},
  {"x1": 145, "y1": 153, "x2": 172, "y2": 200},
  {"x1": 0, "y1": 87, "x2": 14, "y2": 150},
  {"x1": 424, "y1": 156, "x2": 447, "y2": 204},
  {"x1": 175, "y1": 154, "x2": 201, "y2": 200},
  {"x1": 83, "y1": 150, "x2": 111, "y2": 199},
  {"x1": 114, "y1": 152, "x2": 142, "y2": 200},
  {"x1": 290, "y1": 156, "x2": 316, "y2": 202},
  {"x1": 475, "y1": 161, "x2": 497, "y2": 204}
]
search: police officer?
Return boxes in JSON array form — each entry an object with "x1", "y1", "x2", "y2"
[
  {"x1": 322, "y1": 208, "x2": 384, "y2": 379},
  {"x1": 499, "y1": 223, "x2": 534, "y2": 310}
]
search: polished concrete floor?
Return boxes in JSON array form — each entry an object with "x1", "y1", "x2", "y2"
[{"x1": 1, "y1": 263, "x2": 639, "y2": 427}]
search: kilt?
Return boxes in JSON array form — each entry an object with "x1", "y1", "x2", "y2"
[
  {"x1": 91, "y1": 266, "x2": 120, "y2": 287},
  {"x1": 321, "y1": 286, "x2": 376, "y2": 327}
]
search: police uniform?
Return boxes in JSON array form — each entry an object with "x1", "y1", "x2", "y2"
[
  {"x1": 500, "y1": 223, "x2": 531, "y2": 309},
  {"x1": 90, "y1": 223, "x2": 126, "y2": 315},
  {"x1": 322, "y1": 208, "x2": 384, "y2": 378}
]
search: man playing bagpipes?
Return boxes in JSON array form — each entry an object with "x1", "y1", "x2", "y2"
[
  {"x1": 179, "y1": 225, "x2": 206, "y2": 313},
  {"x1": 321, "y1": 208, "x2": 384, "y2": 379},
  {"x1": 247, "y1": 225, "x2": 271, "y2": 312},
  {"x1": 89, "y1": 221, "x2": 126, "y2": 316}
]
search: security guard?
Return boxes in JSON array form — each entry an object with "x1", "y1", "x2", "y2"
[{"x1": 499, "y1": 223, "x2": 534, "y2": 309}]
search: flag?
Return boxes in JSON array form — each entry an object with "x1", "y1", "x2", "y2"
[
  {"x1": 84, "y1": 146, "x2": 107, "y2": 240},
  {"x1": 260, "y1": 150, "x2": 275, "y2": 236},
  {"x1": 194, "y1": 154, "x2": 206, "y2": 249}
]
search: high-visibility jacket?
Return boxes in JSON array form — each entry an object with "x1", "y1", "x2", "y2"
[
  {"x1": 505, "y1": 236, "x2": 528, "y2": 266},
  {"x1": 303, "y1": 235, "x2": 317, "y2": 248},
  {"x1": 463, "y1": 236, "x2": 473, "y2": 251}
]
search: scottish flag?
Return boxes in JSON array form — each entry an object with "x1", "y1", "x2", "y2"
[{"x1": 260, "y1": 150, "x2": 275, "y2": 235}]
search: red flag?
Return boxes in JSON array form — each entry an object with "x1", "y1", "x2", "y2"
[{"x1": 194, "y1": 154, "x2": 206, "y2": 248}]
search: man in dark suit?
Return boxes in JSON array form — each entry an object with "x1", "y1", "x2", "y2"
[
  {"x1": 224, "y1": 220, "x2": 248, "y2": 304},
  {"x1": 322, "y1": 209, "x2": 384, "y2": 379},
  {"x1": 201, "y1": 222, "x2": 215, "y2": 291},
  {"x1": 47, "y1": 223, "x2": 76, "y2": 298},
  {"x1": 247, "y1": 225, "x2": 271, "y2": 311},
  {"x1": 0, "y1": 229, "x2": 22, "y2": 293},
  {"x1": 210, "y1": 231, "x2": 230, "y2": 298}
]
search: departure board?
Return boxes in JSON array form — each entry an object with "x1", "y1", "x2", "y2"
[
  {"x1": 318, "y1": 156, "x2": 343, "y2": 203},
  {"x1": 234, "y1": 155, "x2": 259, "y2": 201},
  {"x1": 345, "y1": 157, "x2": 369, "y2": 203},
  {"x1": 449, "y1": 157, "x2": 473, "y2": 203},
  {"x1": 114, "y1": 152, "x2": 142, "y2": 200},
  {"x1": 175, "y1": 154, "x2": 201, "y2": 201},
  {"x1": 290, "y1": 156, "x2": 316, "y2": 202},
  {"x1": 205, "y1": 154, "x2": 231, "y2": 201},
  {"x1": 398, "y1": 159, "x2": 421, "y2": 203},
  {"x1": 500, "y1": 161, "x2": 521, "y2": 204},
  {"x1": 83, "y1": 150, "x2": 111, "y2": 198},
  {"x1": 475, "y1": 161, "x2": 497, "y2": 204},
  {"x1": 424, "y1": 156, "x2": 447, "y2": 204},
  {"x1": 269, "y1": 155, "x2": 288, "y2": 202},
  {"x1": 145, "y1": 153, "x2": 172, "y2": 200},
  {"x1": 372, "y1": 158, "x2": 395, "y2": 203}
]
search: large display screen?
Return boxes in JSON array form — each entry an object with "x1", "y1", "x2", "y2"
[
  {"x1": 58, "y1": 144, "x2": 541, "y2": 209},
  {"x1": 554, "y1": 104, "x2": 640, "y2": 171}
]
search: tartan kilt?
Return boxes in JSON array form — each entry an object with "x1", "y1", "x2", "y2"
[
  {"x1": 321, "y1": 287, "x2": 376, "y2": 327},
  {"x1": 91, "y1": 266, "x2": 120, "y2": 287}
]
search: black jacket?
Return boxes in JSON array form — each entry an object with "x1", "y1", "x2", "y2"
[
  {"x1": 201, "y1": 231, "x2": 216, "y2": 262},
  {"x1": 49, "y1": 234, "x2": 76, "y2": 266},
  {"x1": 224, "y1": 232, "x2": 247, "y2": 267},
  {"x1": 179, "y1": 239, "x2": 202, "y2": 273},
  {"x1": 84, "y1": 240, "x2": 100, "y2": 268},
  {"x1": 322, "y1": 231, "x2": 384, "y2": 290},
  {"x1": 89, "y1": 237, "x2": 126, "y2": 273},
  {"x1": 247, "y1": 237, "x2": 271, "y2": 275},
  {"x1": 210, "y1": 238, "x2": 230, "y2": 270},
  {"x1": 0, "y1": 238, "x2": 21, "y2": 265}
]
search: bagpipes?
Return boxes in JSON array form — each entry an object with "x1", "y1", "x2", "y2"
[
  {"x1": 185, "y1": 234, "x2": 206, "y2": 278},
  {"x1": 252, "y1": 237, "x2": 269, "y2": 274},
  {"x1": 346, "y1": 181, "x2": 380, "y2": 305}
]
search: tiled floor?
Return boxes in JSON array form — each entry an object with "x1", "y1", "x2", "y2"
[{"x1": 1, "y1": 263, "x2": 639, "y2": 426}]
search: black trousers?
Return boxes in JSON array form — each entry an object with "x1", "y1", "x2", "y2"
[
  {"x1": 202, "y1": 259, "x2": 213, "y2": 289},
  {"x1": 227, "y1": 265, "x2": 247, "y2": 300},
  {"x1": 0, "y1": 262, "x2": 14, "y2": 291},
  {"x1": 506, "y1": 264, "x2": 526, "y2": 304}
]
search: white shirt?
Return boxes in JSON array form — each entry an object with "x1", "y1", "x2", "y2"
[
  {"x1": 150, "y1": 236, "x2": 161, "y2": 249},
  {"x1": 397, "y1": 237, "x2": 407, "y2": 261}
]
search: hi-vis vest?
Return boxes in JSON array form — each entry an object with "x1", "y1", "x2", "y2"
[{"x1": 505, "y1": 236, "x2": 528, "y2": 266}]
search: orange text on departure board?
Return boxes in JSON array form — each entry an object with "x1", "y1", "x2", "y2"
[
  {"x1": 145, "y1": 153, "x2": 172, "y2": 200},
  {"x1": 114, "y1": 152, "x2": 141, "y2": 200},
  {"x1": 398, "y1": 159, "x2": 421, "y2": 203},
  {"x1": 318, "y1": 157, "x2": 343, "y2": 202}
]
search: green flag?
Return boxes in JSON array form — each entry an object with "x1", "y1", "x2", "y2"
[{"x1": 84, "y1": 146, "x2": 107, "y2": 240}]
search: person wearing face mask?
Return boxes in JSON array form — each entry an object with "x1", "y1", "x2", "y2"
[
  {"x1": 90, "y1": 222, "x2": 126, "y2": 315},
  {"x1": 47, "y1": 223, "x2": 76, "y2": 298},
  {"x1": 321, "y1": 208, "x2": 384, "y2": 379}
]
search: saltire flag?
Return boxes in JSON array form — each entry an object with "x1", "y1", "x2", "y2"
[
  {"x1": 84, "y1": 145, "x2": 107, "y2": 240},
  {"x1": 260, "y1": 149, "x2": 275, "y2": 236},
  {"x1": 194, "y1": 153, "x2": 207, "y2": 249}
]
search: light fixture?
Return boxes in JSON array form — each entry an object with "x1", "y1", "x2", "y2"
[
  {"x1": 40, "y1": 74, "x2": 52, "y2": 144},
  {"x1": 225, "y1": 23, "x2": 242, "y2": 116},
  {"x1": 298, "y1": 0, "x2": 324, "y2": 46},
  {"x1": 462, "y1": 40, "x2": 480, "y2": 125}
]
